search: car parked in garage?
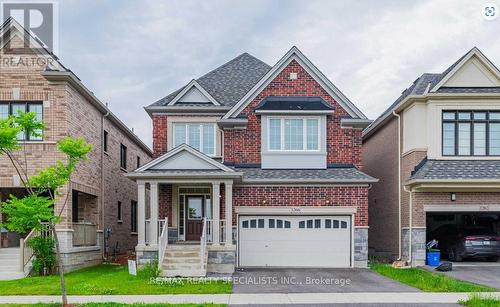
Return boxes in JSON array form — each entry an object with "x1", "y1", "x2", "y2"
[{"x1": 431, "y1": 224, "x2": 500, "y2": 262}]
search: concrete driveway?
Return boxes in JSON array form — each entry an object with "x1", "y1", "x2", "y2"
[
  {"x1": 232, "y1": 268, "x2": 420, "y2": 293},
  {"x1": 427, "y1": 264, "x2": 500, "y2": 290}
]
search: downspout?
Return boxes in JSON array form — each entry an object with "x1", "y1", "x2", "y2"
[
  {"x1": 101, "y1": 106, "x2": 110, "y2": 260},
  {"x1": 393, "y1": 111, "x2": 402, "y2": 260},
  {"x1": 404, "y1": 186, "x2": 413, "y2": 264}
]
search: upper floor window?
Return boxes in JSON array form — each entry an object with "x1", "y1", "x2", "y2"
[
  {"x1": 120, "y1": 144, "x2": 127, "y2": 169},
  {"x1": 0, "y1": 102, "x2": 43, "y2": 141},
  {"x1": 103, "y1": 130, "x2": 109, "y2": 152},
  {"x1": 442, "y1": 111, "x2": 500, "y2": 156},
  {"x1": 136, "y1": 156, "x2": 141, "y2": 168},
  {"x1": 173, "y1": 123, "x2": 216, "y2": 155},
  {"x1": 268, "y1": 117, "x2": 319, "y2": 151}
]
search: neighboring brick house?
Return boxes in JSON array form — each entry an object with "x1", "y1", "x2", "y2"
[
  {"x1": 128, "y1": 46, "x2": 377, "y2": 276},
  {"x1": 0, "y1": 18, "x2": 152, "y2": 276},
  {"x1": 363, "y1": 47, "x2": 500, "y2": 266}
]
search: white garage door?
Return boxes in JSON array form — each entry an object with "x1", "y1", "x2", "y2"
[{"x1": 238, "y1": 215, "x2": 351, "y2": 267}]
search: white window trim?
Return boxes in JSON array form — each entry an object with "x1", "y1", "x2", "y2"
[
  {"x1": 173, "y1": 123, "x2": 216, "y2": 156},
  {"x1": 267, "y1": 116, "x2": 320, "y2": 152}
]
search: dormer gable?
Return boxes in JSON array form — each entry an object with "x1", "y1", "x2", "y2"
[
  {"x1": 135, "y1": 144, "x2": 233, "y2": 172},
  {"x1": 167, "y1": 80, "x2": 220, "y2": 106},
  {"x1": 432, "y1": 47, "x2": 500, "y2": 91}
]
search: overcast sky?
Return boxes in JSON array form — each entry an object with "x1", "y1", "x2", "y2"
[{"x1": 54, "y1": 0, "x2": 500, "y2": 148}]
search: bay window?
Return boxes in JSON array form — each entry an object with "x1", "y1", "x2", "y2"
[
  {"x1": 173, "y1": 123, "x2": 216, "y2": 155},
  {"x1": 442, "y1": 111, "x2": 500, "y2": 156},
  {"x1": 268, "y1": 117, "x2": 320, "y2": 151}
]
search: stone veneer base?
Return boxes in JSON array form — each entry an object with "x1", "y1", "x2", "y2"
[{"x1": 402, "y1": 228, "x2": 426, "y2": 267}]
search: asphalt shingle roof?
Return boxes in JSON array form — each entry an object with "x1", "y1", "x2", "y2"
[
  {"x1": 234, "y1": 166, "x2": 378, "y2": 183},
  {"x1": 365, "y1": 47, "x2": 500, "y2": 136},
  {"x1": 150, "y1": 53, "x2": 271, "y2": 107},
  {"x1": 410, "y1": 159, "x2": 500, "y2": 180}
]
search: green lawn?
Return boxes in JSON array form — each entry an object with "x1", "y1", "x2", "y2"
[
  {"x1": 459, "y1": 294, "x2": 500, "y2": 307},
  {"x1": 370, "y1": 262, "x2": 495, "y2": 292},
  {"x1": 0, "y1": 304, "x2": 223, "y2": 307},
  {"x1": 0, "y1": 264, "x2": 232, "y2": 295}
]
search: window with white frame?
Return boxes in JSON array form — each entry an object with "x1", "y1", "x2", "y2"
[
  {"x1": 268, "y1": 117, "x2": 320, "y2": 151},
  {"x1": 173, "y1": 123, "x2": 216, "y2": 155}
]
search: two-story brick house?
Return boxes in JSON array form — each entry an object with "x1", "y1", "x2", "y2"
[
  {"x1": 128, "y1": 47, "x2": 377, "y2": 276},
  {"x1": 363, "y1": 47, "x2": 500, "y2": 266},
  {"x1": 0, "y1": 18, "x2": 152, "y2": 278}
]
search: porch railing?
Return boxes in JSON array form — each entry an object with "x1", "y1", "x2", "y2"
[
  {"x1": 200, "y1": 217, "x2": 207, "y2": 267},
  {"x1": 206, "y1": 219, "x2": 226, "y2": 244},
  {"x1": 158, "y1": 216, "x2": 168, "y2": 269},
  {"x1": 145, "y1": 218, "x2": 167, "y2": 245},
  {"x1": 19, "y1": 222, "x2": 51, "y2": 273},
  {"x1": 72, "y1": 222, "x2": 97, "y2": 246}
]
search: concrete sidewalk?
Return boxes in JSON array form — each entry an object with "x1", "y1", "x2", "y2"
[{"x1": 0, "y1": 292, "x2": 498, "y2": 305}]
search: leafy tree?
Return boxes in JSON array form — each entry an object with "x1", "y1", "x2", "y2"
[{"x1": 0, "y1": 110, "x2": 92, "y2": 305}]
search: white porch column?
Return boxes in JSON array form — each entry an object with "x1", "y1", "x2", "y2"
[
  {"x1": 225, "y1": 181, "x2": 233, "y2": 245},
  {"x1": 149, "y1": 182, "x2": 159, "y2": 247},
  {"x1": 137, "y1": 182, "x2": 146, "y2": 247},
  {"x1": 212, "y1": 181, "x2": 220, "y2": 245}
]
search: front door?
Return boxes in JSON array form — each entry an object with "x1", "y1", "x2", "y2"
[{"x1": 186, "y1": 196, "x2": 204, "y2": 241}]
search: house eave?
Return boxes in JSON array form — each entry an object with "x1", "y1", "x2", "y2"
[
  {"x1": 125, "y1": 171, "x2": 244, "y2": 180},
  {"x1": 145, "y1": 105, "x2": 231, "y2": 117},
  {"x1": 363, "y1": 92, "x2": 500, "y2": 140},
  {"x1": 340, "y1": 118, "x2": 372, "y2": 129},
  {"x1": 254, "y1": 110, "x2": 335, "y2": 115},
  {"x1": 41, "y1": 71, "x2": 153, "y2": 156},
  {"x1": 216, "y1": 118, "x2": 248, "y2": 129},
  {"x1": 405, "y1": 179, "x2": 500, "y2": 192}
]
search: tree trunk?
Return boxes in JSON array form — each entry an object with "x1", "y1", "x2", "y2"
[{"x1": 51, "y1": 224, "x2": 68, "y2": 306}]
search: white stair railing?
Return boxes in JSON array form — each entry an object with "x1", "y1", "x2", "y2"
[
  {"x1": 157, "y1": 216, "x2": 168, "y2": 270},
  {"x1": 200, "y1": 217, "x2": 207, "y2": 267},
  {"x1": 19, "y1": 222, "x2": 51, "y2": 273}
]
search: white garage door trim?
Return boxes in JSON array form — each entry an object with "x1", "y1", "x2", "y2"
[{"x1": 236, "y1": 210, "x2": 355, "y2": 268}]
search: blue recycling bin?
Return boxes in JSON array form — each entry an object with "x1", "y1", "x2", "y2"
[{"x1": 427, "y1": 249, "x2": 441, "y2": 266}]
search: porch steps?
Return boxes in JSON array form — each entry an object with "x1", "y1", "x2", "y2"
[
  {"x1": 160, "y1": 244, "x2": 208, "y2": 277},
  {"x1": 0, "y1": 248, "x2": 25, "y2": 280}
]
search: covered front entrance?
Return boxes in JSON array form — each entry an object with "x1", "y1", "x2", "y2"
[{"x1": 180, "y1": 188, "x2": 212, "y2": 241}]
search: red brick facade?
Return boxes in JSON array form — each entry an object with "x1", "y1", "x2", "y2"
[
  {"x1": 153, "y1": 115, "x2": 168, "y2": 157},
  {"x1": 223, "y1": 60, "x2": 363, "y2": 168},
  {"x1": 233, "y1": 186, "x2": 369, "y2": 226},
  {"x1": 154, "y1": 59, "x2": 368, "y2": 230},
  {"x1": 159, "y1": 184, "x2": 173, "y2": 225}
]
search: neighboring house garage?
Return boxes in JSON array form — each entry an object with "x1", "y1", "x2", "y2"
[{"x1": 239, "y1": 215, "x2": 351, "y2": 267}]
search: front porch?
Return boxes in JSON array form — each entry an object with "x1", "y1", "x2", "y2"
[
  {"x1": 129, "y1": 144, "x2": 242, "y2": 276},
  {"x1": 135, "y1": 180, "x2": 237, "y2": 275}
]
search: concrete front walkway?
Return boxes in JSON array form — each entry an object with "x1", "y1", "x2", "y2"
[{"x1": 0, "y1": 292, "x2": 498, "y2": 305}]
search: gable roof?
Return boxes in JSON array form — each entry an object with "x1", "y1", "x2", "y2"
[
  {"x1": 363, "y1": 47, "x2": 500, "y2": 139},
  {"x1": 1, "y1": 17, "x2": 153, "y2": 156},
  {"x1": 133, "y1": 144, "x2": 235, "y2": 173},
  {"x1": 148, "y1": 53, "x2": 271, "y2": 108},
  {"x1": 166, "y1": 79, "x2": 220, "y2": 106},
  {"x1": 223, "y1": 46, "x2": 367, "y2": 120}
]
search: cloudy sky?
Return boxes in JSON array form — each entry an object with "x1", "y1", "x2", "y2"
[{"x1": 53, "y1": 0, "x2": 500, "y2": 147}]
